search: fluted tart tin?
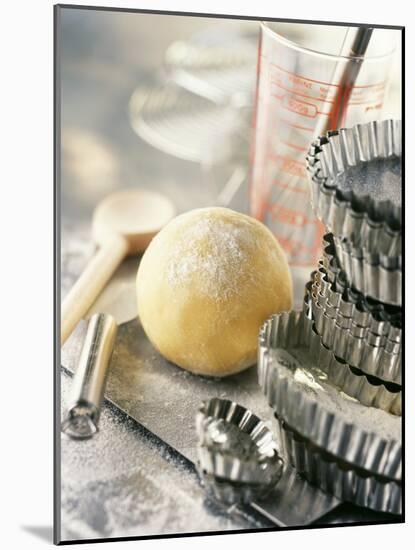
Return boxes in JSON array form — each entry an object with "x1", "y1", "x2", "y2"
[
  {"x1": 302, "y1": 297, "x2": 401, "y2": 414},
  {"x1": 258, "y1": 310, "x2": 401, "y2": 481},
  {"x1": 314, "y1": 261, "x2": 401, "y2": 339},
  {"x1": 332, "y1": 236, "x2": 402, "y2": 306},
  {"x1": 306, "y1": 119, "x2": 401, "y2": 257},
  {"x1": 195, "y1": 398, "x2": 284, "y2": 504},
  {"x1": 306, "y1": 275, "x2": 401, "y2": 385},
  {"x1": 276, "y1": 419, "x2": 401, "y2": 515},
  {"x1": 321, "y1": 233, "x2": 402, "y2": 307}
]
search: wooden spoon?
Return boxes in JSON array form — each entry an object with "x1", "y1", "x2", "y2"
[{"x1": 61, "y1": 189, "x2": 175, "y2": 345}]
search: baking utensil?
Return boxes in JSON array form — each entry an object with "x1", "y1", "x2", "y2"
[
  {"x1": 322, "y1": 232, "x2": 402, "y2": 307},
  {"x1": 333, "y1": 238, "x2": 402, "y2": 306},
  {"x1": 196, "y1": 398, "x2": 284, "y2": 504},
  {"x1": 61, "y1": 313, "x2": 118, "y2": 439},
  {"x1": 276, "y1": 419, "x2": 401, "y2": 515},
  {"x1": 306, "y1": 119, "x2": 402, "y2": 256},
  {"x1": 307, "y1": 276, "x2": 401, "y2": 385},
  {"x1": 128, "y1": 82, "x2": 250, "y2": 210},
  {"x1": 250, "y1": 24, "x2": 395, "y2": 267},
  {"x1": 62, "y1": 255, "x2": 140, "y2": 439},
  {"x1": 313, "y1": 263, "x2": 401, "y2": 338},
  {"x1": 164, "y1": 29, "x2": 256, "y2": 106},
  {"x1": 129, "y1": 82, "x2": 249, "y2": 164},
  {"x1": 302, "y1": 300, "x2": 401, "y2": 415},
  {"x1": 258, "y1": 310, "x2": 401, "y2": 480},
  {"x1": 315, "y1": 27, "x2": 374, "y2": 136},
  {"x1": 61, "y1": 189, "x2": 175, "y2": 344}
]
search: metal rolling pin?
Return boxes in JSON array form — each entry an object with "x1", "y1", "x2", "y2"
[{"x1": 61, "y1": 313, "x2": 118, "y2": 439}]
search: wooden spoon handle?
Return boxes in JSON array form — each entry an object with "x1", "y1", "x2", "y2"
[{"x1": 61, "y1": 235, "x2": 128, "y2": 345}]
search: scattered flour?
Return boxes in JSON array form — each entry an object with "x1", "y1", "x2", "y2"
[{"x1": 60, "y1": 372, "x2": 269, "y2": 541}]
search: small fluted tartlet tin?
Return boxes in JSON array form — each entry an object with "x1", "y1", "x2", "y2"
[
  {"x1": 306, "y1": 119, "x2": 402, "y2": 257},
  {"x1": 276, "y1": 419, "x2": 402, "y2": 515},
  {"x1": 195, "y1": 398, "x2": 284, "y2": 504},
  {"x1": 332, "y1": 236, "x2": 402, "y2": 306},
  {"x1": 258, "y1": 310, "x2": 401, "y2": 481},
  {"x1": 314, "y1": 262, "x2": 401, "y2": 338},
  {"x1": 302, "y1": 301, "x2": 401, "y2": 414},
  {"x1": 306, "y1": 275, "x2": 401, "y2": 385}
]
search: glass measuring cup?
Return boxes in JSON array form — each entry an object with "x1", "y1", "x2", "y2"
[{"x1": 250, "y1": 23, "x2": 397, "y2": 270}]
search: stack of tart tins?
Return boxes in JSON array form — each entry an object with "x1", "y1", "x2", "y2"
[
  {"x1": 306, "y1": 119, "x2": 402, "y2": 306},
  {"x1": 258, "y1": 310, "x2": 401, "y2": 514},
  {"x1": 305, "y1": 119, "x2": 402, "y2": 394},
  {"x1": 257, "y1": 119, "x2": 402, "y2": 514}
]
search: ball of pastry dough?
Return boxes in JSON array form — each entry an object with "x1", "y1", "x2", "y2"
[{"x1": 136, "y1": 207, "x2": 292, "y2": 377}]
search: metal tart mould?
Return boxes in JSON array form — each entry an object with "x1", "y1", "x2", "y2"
[
  {"x1": 276, "y1": 418, "x2": 402, "y2": 515},
  {"x1": 333, "y1": 236, "x2": 402, "y2": 306},
  {"x1": 306, "y1": 278, "x2": 402, "y2": 385},
  {"x1": 306, "y1": 119, "x2": 401, "y2": 257},
  {"x1": 195, "y1": 398, "x2": 284, "y2": 503},
  {"x1": 304, "y1": 300, "x2": 401, "y2": 415},
  {"x1": 314, "y1": 263, "x2": 401, "y2": 338},
  {"x1": 310, "y1": 269, "x2": 402, "y2": 345},
  {"x1": 258, "y1": 310, "x2": 401, "y2": 480},
  {"x1": 311, "y1": 276, "x2": 402, "y2": 344}
]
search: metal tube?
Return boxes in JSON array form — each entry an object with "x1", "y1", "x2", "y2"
[{"x1": 61, "y1": 313, "x2": 118, "y2": 439}]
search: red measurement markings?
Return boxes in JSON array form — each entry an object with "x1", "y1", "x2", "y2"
[
  {"x1": 277, "y1": 118, "x2": 313, "y2": 132},
  {"x1": 364, "y1": 102, "x2": 383, "y2": 113},
  {"x1": 271, "y1": 65, "x2": 387, "y2": 110},
  {"x1": 272, "y1": 92, "x2": 330, "y2": 117},
  {"x1": 268, "y1": 216, "x2": 326, "y2": 267},
  {"x1": 271, "y1": 233, "x2": 315, "y2": 266},
  {"x1": 271, "y1": 63, "x2": 387, "y2": 90},
  {"x1": 282, "y1": 94, "x2": 318, "y2": 118},
  {"x1": 280, "y1": 140, "x2": 308, "y2": 153},
  {"x1": 348, "y1": 93, "x2": 385, "y2": 105},
  {"x1": 273, "y1": 178, "x2": 308, "y2": 194},
  {"x1": 267, "y1": 203, "x2": 315, "y2": 227},
  {"x1": 348, "y1": 93, "x2": 385, "y2": 106},
  {"x1": 271, "y1": 80, "x2": 335, "y2": 104},
  {"x1": 271, "y1": 80, "x2": 384, "y2": 109},
  {"x1": 350, "y1": 84, "x2": 385, "y2": 97},
  {"x1": 353, "y1": 80, "x2": 386, "y2": 89},
  {"x1": 270, "y1": 153, "x2": 307, "y2": 179},
  {"x1": 269, "y1": 62, "x2": 340, "y2": 88}
]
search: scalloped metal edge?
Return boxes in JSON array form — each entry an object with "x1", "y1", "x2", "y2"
[
  {"x1": 303, "y1": 302, "x2": 401, "y2": 414},
  {"x1": 258, "y1": 310, "x2": 401, "y2": 481},
  {"x1": 314, "y1": 264, "x2": 401, "y2": 335},
  {"x1": 311, "y1": 270, "x2": 402, "y2": 342},
  {"x1": 306, "y1": 119, "x2": 401, "y2": 256},
  {"x1": 276, "y1": 419, "x2": 402, "y2": 515},
  {"x1": 195, "y1": 398, "x2": 284, "y2": 485},
  {"x1": 334, "y1": 238, "x2": 402, "y2": 306},
  {"x1": 322, "y1": 233, "x2": 402, "y2": 306},
  {"x1": 306, "y1": 279, "x2": 402, "y2": 385},
  {"x1": 312, "y1": 276, "x2": 402, "y2": 344}
]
